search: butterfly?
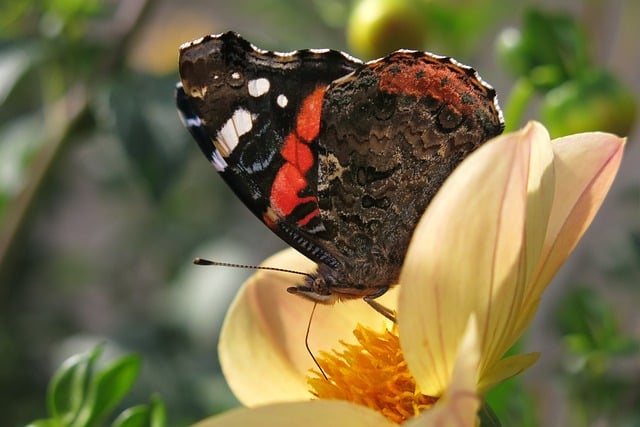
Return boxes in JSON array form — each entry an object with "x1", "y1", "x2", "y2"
[{"x1": 176, "y1": 31, "x2": 504, "y2": 320}]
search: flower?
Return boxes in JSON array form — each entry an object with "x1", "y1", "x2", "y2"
[{"x1": 195, "y1": 122, "x2": 625, "y2": 426}]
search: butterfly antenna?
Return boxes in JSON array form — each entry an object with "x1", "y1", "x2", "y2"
[
  {"x1": 306, "y1": 302, "x2": 328, "y2": 380},
  {"x1": 193, "y1": 257, "x2": 314, "y2": 279},
  {"x1": 194, "y1": 257, "x2": 326, "y2": 378}
]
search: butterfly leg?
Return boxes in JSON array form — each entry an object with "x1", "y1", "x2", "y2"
[{"x1": 363, "y1": 288, "x2": 396, "y2": 323}]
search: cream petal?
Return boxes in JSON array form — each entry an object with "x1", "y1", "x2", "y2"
[
  {"x1": 484, "y1": 122, "x2": 556, "y2": 362},
  {"x1": 404, "y1": 317, "x2": 481, "y2": 427},
  {"x1": 516, "y1": 132, "x2": 625, "y2": 333},
  {"x1": 219, "y1": 251, "x2": 313, "y2": 405},
  {"x1": 399, "y1": 126, "x2": 534, "y2": 396},
  {"x1": 220, "y1": 248, "x2": 396, "y2": 406},
  {"x1": 193, "y1": 400, "x2": 397, "y2": 427}
]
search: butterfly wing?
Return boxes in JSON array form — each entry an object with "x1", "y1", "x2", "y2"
[
  {"x1": 177, "y1": 32, "x2": 362, "y2": 268},
  {"x1": 313, "y1": 51, "x2": 505, "y2": 289}
]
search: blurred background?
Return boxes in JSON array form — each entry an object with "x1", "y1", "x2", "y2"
[{"x1": 1, "y1": 0, "x2": 638, "y2": 426}]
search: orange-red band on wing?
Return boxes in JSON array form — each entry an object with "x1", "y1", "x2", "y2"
[
  {"x1": 267, "y1": 87, "x2": 325, "y2": 226},
  {"x1": 296, "y1": 87, "x2": 325, "y2": 142},
  {"x1": 281, "y1": 133, "x2": 314, "y2": 173},
  {"x1": 271, "y1": 163, "x2": 316, "y2": 216}
]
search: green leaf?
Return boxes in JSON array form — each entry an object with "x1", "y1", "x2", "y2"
[
  {"x1": 148, "y1": 395, "x2": 167, "y2": 427},
  {"x1": 87, "y1": 354, "x2": 142, "y2": 425},
  {"x1": 45, "y1": 345, "x2": 141, "y2": 427},
  {"x1": 47, "y1": 345, "x2": 103, "y2": 425},
  {"x1": 28, "y1": 345, "x2": 157, "y2": 427},
  {"x1": 111, "y1": 405, "x2": 150, "y2": 427},
  {"x1": 110, "y1": 396, "x2": 166, "y2": 427}
]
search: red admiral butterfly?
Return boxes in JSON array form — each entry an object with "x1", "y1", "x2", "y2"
[{"x1": 176, "y1": 32, "x2": 504, "y2": 319}]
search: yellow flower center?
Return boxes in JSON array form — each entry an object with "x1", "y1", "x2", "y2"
[{"x1": 307, "y1": 325, "x2": 437, "y2": 424}]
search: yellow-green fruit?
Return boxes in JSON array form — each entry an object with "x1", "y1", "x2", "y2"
[
  {"x1": 347, "y1": 0, "x2": 426, "y2": 59},
  {"x1": 541, "y1": 71, "x2": 637, "y2": 138}
]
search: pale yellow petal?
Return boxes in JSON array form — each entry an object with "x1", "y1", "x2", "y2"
[
  {"x1": 219, "y1": 249, "x2": 314, "y2": 405},
  {"x1": 520, "y1": 122, "x2": 555, "y2": 290},
  {"x1": 484, "y1": 122, "x2": 555, "y2": 362},
  {"x1": 399, "y1": 126, "x2": 532, "y2": 396},
  {"x1": 193, "y1": 400, "x2": 397, "y2": 427},
  {"x1": 477, "y1": 352, "x2": 540, "y2": 394},
  {"x1": 404, "y1": 316, "x2": 482, "y2": 427},
  {"x1": 220, "y1": 248, "x2": 396, "y2": 406},
  {"x1": 516, "y1": 132, "x2": 625, "y2": 333}
]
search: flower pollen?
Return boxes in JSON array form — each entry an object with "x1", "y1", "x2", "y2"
[{"x1": 307, "y1": 324, "x2": 437, "y2": 424}]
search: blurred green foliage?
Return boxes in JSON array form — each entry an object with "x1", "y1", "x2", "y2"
[
  {"x1": 1, "y1": 1, "x2": 243, "y2": 425},
  {"x1": 2, "y1": 0, "x2": 638, "y2": 426},
  {"x1": 495, "y1": 8, "x2": 637, "y2": 136},
  {"x1": 496, "y1": 9, "x2": 591, "y2": 91},
  {"x1": 27, "y1": 345, "x2": 166, "y2": 427},
  {"x1": 554, "y1": 286, "x2": 640, "y2": 425},
  {"x1": 555, "y1": 286, "x2": 640, "y2": 425}
]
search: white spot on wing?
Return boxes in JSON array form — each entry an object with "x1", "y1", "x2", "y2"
[
  {"x1": 247, "y1": 78, "x2": 270, "y2": 97},
  {"x1": 185, "y1": 116, "x2": 202, "y2": 128},
  {"x1": 306, "y1": 223, "x2": 326, "y2": 234},
  {"x1": 276, "y1": 94, "x2": 288, "y2": 108},
  {"x1": 217, "y1": 121, "x2": 238, "y2": 155},
  {"x1": 231, "y1": 72, "x2": 241, "y2": 80},
  {"x1": 232, "y1": 108, "x2": 253, "y2": 136},
  {"x1": 210, "y1": 149, "x2": 228, "y2": 172},
  {"x1": 215, "y1": 108, "x2": 253, "y2": 156}
]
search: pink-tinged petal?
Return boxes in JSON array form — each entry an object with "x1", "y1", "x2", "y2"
[
  {"x1": 477, "y1": 352, "x2": 539, "y2": 394},
  {"x1": 193, "y1": 400, "x2": 397, "y2": 427},
  {"x1": 516, "y1": 132, "x2": 625, "y2": 333},
  {"x1": 404, "y1": 317, "x2": 482, "y2": 427},
  {"x1": 399, "y1": 125, "x2": 535, "y2": 396},
  {"x1": 483, "y1": 122, "x2": 555, "y2": 362},
  {"x1": 219, "y1": 248, "x2": 396, "y2": 406}
]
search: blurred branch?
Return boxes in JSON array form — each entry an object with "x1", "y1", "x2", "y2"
[
  {"x1": 95, "y1": 0, "x2": 155, "y2": 73},
  {"x1": 0, "y1": 0, "x2": 155, "y2": 281},
  {"x1": 0, "y1": 86, "x2": 87, "y2": 276}
]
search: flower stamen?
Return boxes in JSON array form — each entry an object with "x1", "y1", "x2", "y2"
[{"x1": 307, "y1": 325, "x2": 437, "y2": 424}]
